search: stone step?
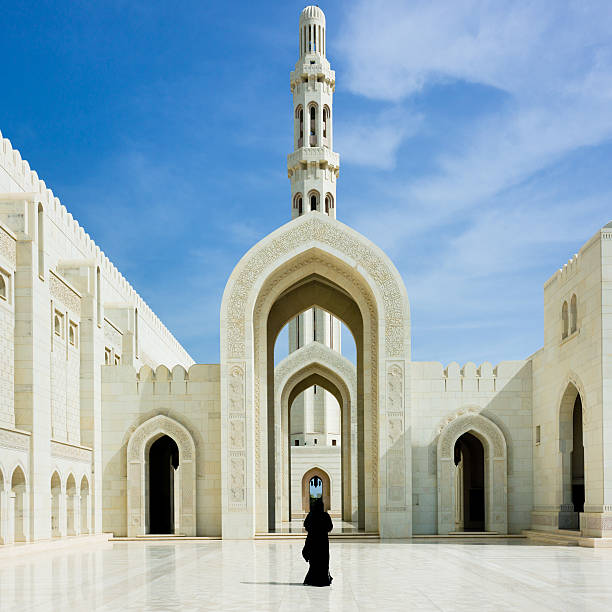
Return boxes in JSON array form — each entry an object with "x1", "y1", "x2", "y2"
[
  {"x1": 111, "y1": 535, "x2": 222, "y2": 542},
  {"x1": 522, "y1": 530, "x2": 581, "y2": 546},
  {"x1": 254, "y1": 532, "x2": 380, "y2": 541},
  {"x1": 448, "y1": 531, "x2": 500, "y2": 536}
]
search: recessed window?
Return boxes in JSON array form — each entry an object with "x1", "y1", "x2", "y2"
[
  {"x1": 535, "y1": 425, "x2": 541, "y2": 445},
  {"x1": 314, "y1": 438, "x2": 317, "y2": 445},
  {"x1": 570, "y1": 294, "x2": 577, "y2": 334},
  {"x1": 114, "y1": 354, "x2": 121, "y2": 365},
  {"x1": 0, "y1": 273, "x2": 7, "y2": 301},
  {"x1": 104, "y1": 347, "x2": 112, "y2": 365},
  {"x1": 54, "y1": 312, "x2": 64, "y2": 337},
  {"x1": 294, "y1": 440, "x2": 299, "y2": 446},
  {"x1": 562, "y1": 301, "x2": 569, "y2": 339},
  {"x1": 332, "y1": 439, "x2": 337, "y2": 446},
  {"x1": 69, "y1": 322, "x2": 78, "y2": 347}
]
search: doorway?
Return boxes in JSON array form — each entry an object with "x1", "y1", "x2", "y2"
[
  {"x1": 148, "y1": 435, "x2": 179, "y2": 534},
  {"x1": 454, "y1": 432, "x2": 485, "y2": 531}
]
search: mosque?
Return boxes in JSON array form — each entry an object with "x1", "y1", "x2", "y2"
[{"x1": 0, "y1": 6, "x2": 611, "y2": 546}]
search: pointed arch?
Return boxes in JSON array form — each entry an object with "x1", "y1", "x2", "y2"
[
  {"x1": 437, "y1": 411, "x2": 508, "y2": 534},
  {"x1": 126, "y1": 414, "x2": 196, "y2": 537},
  {"x1": 220, "y1": 214, "x2": 411, "y2": 538},
  {"x1": 11, "y1": 464, "x2": 28, "y2": 542},
  {"x1": 275, "y1": 341, "x2": 357, "y2": 523},
  {"x1": 301, "y1": 466, "x2": 332, "y2": 514}
]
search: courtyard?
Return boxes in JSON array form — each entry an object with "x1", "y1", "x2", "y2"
[{"x1": 2, "y1": 538, "x2": 612, "y2": 611}]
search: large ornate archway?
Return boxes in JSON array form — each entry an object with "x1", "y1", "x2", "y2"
[
  {"x1": 220, "y1": 214, "x2": 412, "y2": 538},
  {"x1": 437, "y1": 410, "x2": 508, "y2": 534},
  {"x1": 126, "y1": 415, "x2": 196, "y2": 537},
  {"x1": 275, "y1": 341, "x2": 357, "y2": 524}
]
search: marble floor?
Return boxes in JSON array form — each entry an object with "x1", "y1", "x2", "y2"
[{"x1": 2, "y1": 538, "x2": 612, "y2": 611}]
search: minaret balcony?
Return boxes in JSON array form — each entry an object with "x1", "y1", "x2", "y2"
[
  {"x1": 290, "y1": 65, "x2": 335, "y2": 91},
  {"x1": 287, "y1": 147, "x2": 339, "y2": 174}
]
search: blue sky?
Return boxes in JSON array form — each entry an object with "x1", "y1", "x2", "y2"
[{"x1": 2, "y1": 1, "x2": 612, "y2": 366}]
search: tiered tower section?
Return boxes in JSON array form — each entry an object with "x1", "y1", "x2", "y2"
[
  {"x1": 288, "y1": 6, "x2": 339, "y2": 219},
  {"x1": 288, "y1": 7, "x2": 341, "y2": 449}
]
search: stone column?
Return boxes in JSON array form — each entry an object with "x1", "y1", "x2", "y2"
[
  {"x1": 74, "y1": 494, "x2": 82, "y2": 536},
  {"x1": 0, "y1": 488, "x2": 6, "y2": 544},
  {"x1": 59, "y1": 483, "x2": 67, "y2": 537},
  {"x1": 6, "y1": 491, "x2": 15, "y2": 544}
]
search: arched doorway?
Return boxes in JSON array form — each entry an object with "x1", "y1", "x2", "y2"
[
  {"x1": 51, "y1": 471, "x2": 61, "y2": 537},
  {"x1": 66, "y1": 474, "x2": 76, "y2": 536},
  {"x1": 301, "y1": 467, "x2": 331, "y2": 513},
  {"x1": 220, "y1": 214, "x2": 412, "y2": 539},
  {"x1": 126, "y1": 414, "x2": 196, "y2": 537},
  {"x1": 454, "y1": 432, "x2": 485, "y2": 532},
  {"x1": 559, "y1": 382, "x2": 585, "y2": 529},
  {"x1": 148, "y1": 435, "x2": 179, "y2": 534},
  {"x1": 80, "y1": 476, "x2": 90, "y2": 534},
  {"x1": 437, "y1": 411, "x2": 507, "y2": 534},
  {"x1": 11, "y1": 466, "x2": 27, "y2": 542}
]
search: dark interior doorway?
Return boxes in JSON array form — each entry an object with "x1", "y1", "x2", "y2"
[
  {"x1": 571, "y1": 395, "x2": 585, "y2": 514},
  {"x1": 309, "y1": 475, "x2": 323, "y2": 509},
  {"x1": 454, "y1": 432, "x2": 485, "y2": 531},
  {"x1": 149, "y1": 435, "x2": 179, "y2": 534}
]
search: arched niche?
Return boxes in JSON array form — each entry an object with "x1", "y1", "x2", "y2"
[
  {"x1": 437, "y1": 412, "x2": 508, "y2": 534},
  {"x1": 220, "y1": 214, "x2": 412, "y2": 538},
  {"x1": 301, "y1": 467, "x2": 331, "y2": 514},
  {"x1": 126, "y1": 414, "x2": 196, "y2": 537},
  {"x1": 274, "y1": 341, "x2": 357, "y2": 525},
  {"x1": 558, "y1": 377, "x2": 586, "y2": 529}
]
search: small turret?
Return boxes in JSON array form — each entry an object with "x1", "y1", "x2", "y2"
[{"x1": 299, "y1": 6, "x2": 326, "y2": 58}]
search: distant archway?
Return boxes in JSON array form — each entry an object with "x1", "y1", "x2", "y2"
[
  {"x1": 66, "y1": 473, "x2": 77, "y2": 536},
  {"x1": 126, "y1": 415, "x2": 196, "y2": 537},
  {"x1": 51, "y1": 471, "x2": 62, "y2": 537},
  {"x1": 301, "y1": 467, "x2": 331, "y2": 514},
  {"x1": 80, "y1": 476, "x2": 90, "y2": 534}
]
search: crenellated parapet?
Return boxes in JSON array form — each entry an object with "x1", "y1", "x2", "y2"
[
  {"x1": 413, "y1": 360, "x2": 530, "y2": 394},
  {"x1": 0, "y1": 129, "x2": 193, "y2": 365}
]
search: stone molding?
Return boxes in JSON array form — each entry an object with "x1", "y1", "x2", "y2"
[
  {"x1": 0, "y1": 225, "x2": 16, "y2": 266},
  {"x1": 50, "y1": 439, "x2": 92, "y2": 463},
  {"x1": 0, "y1": 427, "x2": 30, "y2": 453},
  {"x1": 49, "y1": 270, "x2": 81, "y2": 315}
]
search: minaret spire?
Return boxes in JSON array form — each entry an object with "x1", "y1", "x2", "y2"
[{"x1": 288, "y1": 6, "x2": 340, "y2": 219}]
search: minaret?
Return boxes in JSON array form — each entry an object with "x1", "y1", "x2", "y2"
[
  {"x1": 288, "y1": 5, "x2": 340, "y2": 219},
  {"x1": 288, "y1": 6, "x2": 341, "y2": 449}
]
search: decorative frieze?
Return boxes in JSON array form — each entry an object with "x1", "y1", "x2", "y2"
[
  {"x1": 0, "y1": 226, "x2": 16, "y2": 266},
  {"x1": 51, "y1": 439, "x2": 91, "y2": 463},
  {"x1": 49, "y1": 271, "x2": 81, "y2": 315},
  {"x1": 0, "y1": 426, "x2": 30, "y2": 452}
]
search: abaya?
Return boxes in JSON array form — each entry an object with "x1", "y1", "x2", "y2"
[{"x1": 302, "y1": 498, "x2": 333, "y2": 586}]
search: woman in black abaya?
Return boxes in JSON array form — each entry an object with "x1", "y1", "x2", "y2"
[{"x1": 302, "y1": 498, "x2": 333, "y2": 586}]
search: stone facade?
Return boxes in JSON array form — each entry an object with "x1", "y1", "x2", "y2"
[{"x1": 1, "y1": 5, "x2": 612, "y2": 545}]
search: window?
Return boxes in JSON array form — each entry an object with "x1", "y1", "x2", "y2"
[
  {"x1": 325, "y1": 194, "x2": 333, "y2": 215},
  {"x1": 96, "y1": 267, "x2": 101, "y2": 327},
  {"x1": 332, "y1": 439, "x2": 337, "y2": 446},
  {"x1": 104, "y1": 347, "x2": 112, "y2": 365},
  {"x1": 570, "y1": 294, "x2": 577, "y2": 334},
  {"x1": 54, "y1": 312, "x2": 64, "y2": 338},
  {"x1": 323, "y1": 106, "x2": 330, "y2": 140},
  {"x1": 114, "y1": 354, "x2": 121, "y2": 365},
  {"x1": 314, "y1": 438, "x2": 318, "y2": 445},
  {"x1": 562, "y1": 301, "x2": 569, "y2": 339},
  {"x1": 294, "y1": 439, "x2": 299, "y2": 446},
  {"x1": 293, "y1": 193, "x2": 303, "y2": 216},
  {"x1": 38, "y1": 204, "x2": 44, "y2": 278},
  {"x1": 535, "y1": 425, "x2": 541, "y2": 445},
  {"x1": 296, "y1": 106, "x2": 304, "y2": 147},
  {"x1": 0, "y1": 273, "x2": 6, "y2": 301},
  {"x1": 309, "y1": 105, "x2": 317, "y2": 146},
  {"x1": 69, "y1": 322, "x2": 78, "y2": 347},
  {"x1": 308, "y1": 191, "x2": 319, "y2": 212}
]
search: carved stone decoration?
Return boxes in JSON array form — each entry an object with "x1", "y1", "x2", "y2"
[
  {"x1": 224, "y1": 215, "x2": 407, "y2": 360},
  {"x1": 385, "y1": 363, "x2": 406, "y2": 509},
  {"x1": 437, "y1": 412, "x2": 508, "y2": 535},
  {"x1": 51, "y1": 440, "x2": 91, "y2": 463},
  {"x1": 126, "y1": 414, "x2": 196, "y2": 537},
  {"x1": 230, "y1": 457, "x2": 246, "y2": 503},
  {"x1": 0, "y1": 427, "x2": 30, "y2": 452},
  {"x1": 226, "y1": 363, "x2": 247, "y2": 511},
  {"x1": 0, "y1": 226, "x2": 16, "y2": 266},
  {"x1": 220, "y1": 213, "x2": 412, "y2": 538},
  {"x1": 49, "y1": 271, "x2": 81, "y2": 315},
  {"x1": 229, "y1": 420, "x2": 245, "y2": 450},
  {"x1": 228, "y1": 365, "x2": 245, "y2": 413}
]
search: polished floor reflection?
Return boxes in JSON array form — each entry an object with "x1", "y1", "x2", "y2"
[{"x1": 2, "y1": 538, "x2": 612, "y2": 611}]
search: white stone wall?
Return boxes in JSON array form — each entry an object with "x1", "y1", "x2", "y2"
[
  {"x1": 101, "y1": 364, "x2": 221, "y2": 537},
  {"x1": 411, "y1": 360, "x2": 533, "y2": 534},
  {"x1": 0, "y1": 225, "x2": 15, "y2": 428},
  {"x1": 290, "y1": 446, "x2": 341, "y2": 517}
]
